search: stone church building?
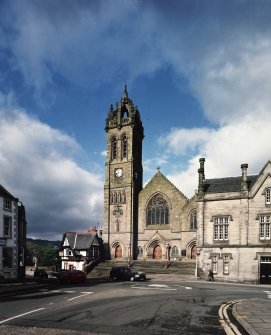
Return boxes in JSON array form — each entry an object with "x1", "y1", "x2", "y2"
[
  {"x1": 103, "y1": 87, "x2": 197, "y2": 263},
  {"x1": 102, "y1": 86, "x2": 271, "y2": 284}
]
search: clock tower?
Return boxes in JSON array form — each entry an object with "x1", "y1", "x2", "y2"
[{"x1": 103, "y1": 86, "x2": 144, "y2": 260}]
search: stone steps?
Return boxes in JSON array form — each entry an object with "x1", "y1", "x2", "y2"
[{"x1": 89, "y1": 260, "x2": 196, "y2": 278}]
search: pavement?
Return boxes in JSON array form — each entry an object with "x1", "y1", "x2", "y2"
[{"x1": 0, "y1": 275, "x2": 271, "y2": 335}]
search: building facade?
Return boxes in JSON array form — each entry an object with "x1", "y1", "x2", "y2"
[
  {"x1": 59, "y1": 227, "x2": 103, "y2": 272},
  {"x1": 197, "y1": 158, "x2": 271, "y2": 284},
  {"x1": 103, "y1": 88, "x2": 197, "y2": 262},
  {"x1": 0, "y1": 184, "x2": 26, "y2": 280}
]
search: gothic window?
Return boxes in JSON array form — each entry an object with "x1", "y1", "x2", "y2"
[
  {"x1": 118, "y1": 191, "x2": 121, "y2": 204},
  {"x1": 213, "y1": 216, "x2": 229, "y2": 241},
  {"x1": 147, "y1": 194, "x2": 169, "y2": 225},
  {"x1": 115, "y1": 219, "x2": 120, "y2": 232},
  {"x1": 110, "y1": 192, "x2": 113, "y2": 204},
  {"x1": 111, "y1": 136, "x2": 117, "y2": 160},
  {"x1": 259, "y1": 215, "x2": 270, "y2": 240},
  {"x1": 189, "y1": 209, "x2": 197, "y2": 230},
  {"x1": 122, "y1": 135, "x2": 128, "y2": 159},
  {"x1": 266, "y1": 189, "x2": 271, "y2": 205}
]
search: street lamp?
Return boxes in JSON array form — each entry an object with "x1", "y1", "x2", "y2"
[
  {"x1": 127, "y1": 241, "x2": 131, "y2": 267},
  {"x1": 164, "y1": 243, "x2": 169, "y2": 268}
]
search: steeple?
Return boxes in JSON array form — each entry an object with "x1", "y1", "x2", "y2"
[{"x1": 105, "y1": 86, "x2": 143, "y2": 132}]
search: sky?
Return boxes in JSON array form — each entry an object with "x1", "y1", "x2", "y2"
[{"x1": 1, "y1": 0, "x2": 271, "y2": 241}]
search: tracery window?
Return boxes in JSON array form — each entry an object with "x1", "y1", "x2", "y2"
[
  {"x1": 147, "y1": 194, "x2": 169, "y2": 225},
  {"x1": 189, "y1": 209, "x2": 197, "y2": 230},
  {"x1": 111, "y1": 136, "x2": 117, "y2": 160},
  {"x1": 122, "y1": 135, "x2": 128, "y2": 159}
]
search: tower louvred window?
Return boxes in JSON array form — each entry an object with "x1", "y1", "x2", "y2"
[
  {"x1": 122, "y1": 135, "x2": 128, "y2": 158},
  {"x1": 111, "y1": 137, "x2": 117, "y2": 160}
]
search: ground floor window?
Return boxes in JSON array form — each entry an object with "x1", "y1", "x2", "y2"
[
  {"x1": 211, "y1": 254, "x2": 218, "y2": 274},
  {"x1": 223, "y1": 255, "x2": 230, "y2": 275},
  {"x1": 3, "y1": 247, "x2": 13, "y2": 267}
]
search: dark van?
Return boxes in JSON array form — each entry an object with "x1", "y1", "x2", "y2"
[{"x1": 110, "y1": 266, "x2": 146, "y2": 281}]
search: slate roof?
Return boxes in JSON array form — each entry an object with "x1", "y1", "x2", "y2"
[
  {"x1": 203, "y1": 175, "x2": 258, "y2": 193},
  {"x1": 64, "y1": 232, "x2": 97, "y2": 250},
  {"x1": 0, "y1": 184, "x2": 16, "y2": 200}
]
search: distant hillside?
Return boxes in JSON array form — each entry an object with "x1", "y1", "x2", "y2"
[{"x1": 27, "y1": 238, "x2": 61, "y2": 248}]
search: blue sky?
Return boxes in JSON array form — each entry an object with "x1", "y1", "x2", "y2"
[{"x1": 1, "y1": 0, "x2": 271, "y2": 240}]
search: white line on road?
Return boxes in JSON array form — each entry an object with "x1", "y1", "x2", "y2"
[
  {"x1": 173, "y1": 285, "x2": 192, "y2": 290},
  {"x1": 67, "y1": 292, "x2": 93, "y2": 301},
  {"x1": 131, "y1": 285, "x2": 177, "y2": 291},
  {"x1": 0, "y1": 308, "x2": 45, "y2": 324},
  {"x1": 264, "y1": 290, "x2": 271, "y2": 298}
]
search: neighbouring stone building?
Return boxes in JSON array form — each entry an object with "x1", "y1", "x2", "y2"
[
  {"x1": 103, "y1": 87, "x2": 197, "y2": 263},
  {"x1": 196, "y1": 158, "x2": 271, "y2": 284},
  {"x1": 0, "y1": 184, "x2": 27, "y2": 280}
]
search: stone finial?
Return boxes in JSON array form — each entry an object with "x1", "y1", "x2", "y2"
[{"x1": 241, "y1": 163, "x2": 248, "y2": 192}]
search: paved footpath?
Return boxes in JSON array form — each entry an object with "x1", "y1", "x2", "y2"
[{"x1": 233, "y1": 298, "x2": 271, "y2": 335}]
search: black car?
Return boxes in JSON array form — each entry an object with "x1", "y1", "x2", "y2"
[
  {"x1": 110, "y1": 266, "x2": 146, "y2": 281},
  {"x1": 33, "y1": 268, "x2": 48, "y2": 279}
]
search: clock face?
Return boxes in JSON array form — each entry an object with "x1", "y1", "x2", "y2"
[{"x1": 115, "y1": 168, "x2": 123, "y2": 178}]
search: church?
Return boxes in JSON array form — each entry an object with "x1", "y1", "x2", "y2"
[
  {"x1": 102, "y1": 86, "x2": 271, "y2": 284},
  {"x1": 103, "y1": 86, "x2": 197, "y2": 263}
]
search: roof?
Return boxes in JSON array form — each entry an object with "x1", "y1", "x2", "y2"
[
  {"x1": 203, "y1": 175, "x2": 258, "y2": 193},
  {"x1": 64, "y1": 232, "x2": 97, "y2": 250},
  {"x1": 0, "y1": 184, "x2": 16, "y2": 200}
]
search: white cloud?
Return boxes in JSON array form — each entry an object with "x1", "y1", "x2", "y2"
[
  {"x1": 0, "y1": 102, "x2": 103, "y2": 240},
  {"x1": 165, "y1": 112, "x2": 271, "y2": 197}
]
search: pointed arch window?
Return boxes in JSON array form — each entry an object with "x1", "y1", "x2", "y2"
[
  {"x1": 190, "y1": 209, "x2": 197, "y2": 230},
  {"x1": 147, "y1": 194, "x2": 169, "y2": 225},
  {"x1": 111, "y1": 136, "x2": 117, "y2": 160},
  {"x1": 122, "y1": 135, "x2": 128, "y2": 159}
]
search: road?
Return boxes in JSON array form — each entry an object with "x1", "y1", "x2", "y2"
[{"x1": 0, "y1": 277, "x2": 270, "y2": 335}]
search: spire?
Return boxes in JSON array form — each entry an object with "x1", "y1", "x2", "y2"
[{"x1": 123, "y1": 83, "x2": 128, "y2": 100}]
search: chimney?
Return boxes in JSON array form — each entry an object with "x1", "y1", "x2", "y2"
[
  {"x1": 241, "y1": 163, "x2": 248, "y2": 192},
  {"x1": 198, "y1": 158, "x2": 205, "y2": 194}
]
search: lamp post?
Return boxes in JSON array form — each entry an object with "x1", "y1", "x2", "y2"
[
  {"x1": 164, "y1": 243, "x2": 169, "y2": 268},
  {"x1": 127, "y1": 241, "x2": 131, "y2": 267}
]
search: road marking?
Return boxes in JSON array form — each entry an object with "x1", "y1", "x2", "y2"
[
  {"x1": 173, "y1": 285, "x2": 192, "y2": 290},
  {"x1": 131, "y1": 285, "x2": 177, "y2": 291},
  {"x1": 149, "y1": 284, "x2": 169, "y2": 288},
  {"x1": 67, "y1": 292, "x2": 93, "y2": 301},
  {"x1": 264, "y1": 290, "x2": 271, "y2": 298},
  {"x1": 0, "y1": 308, "x2": 45, "y2": 324}
]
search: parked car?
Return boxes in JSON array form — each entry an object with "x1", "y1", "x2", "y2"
[
  {"x1": 33, "y1": 268, "x2": 48, "y2": 279},
  {"x1": 110, "y1": 266, "x2": 146, "y2": 281},
  {"x1": 58, "y1": 270, "x2": 86, "y2": 283}
]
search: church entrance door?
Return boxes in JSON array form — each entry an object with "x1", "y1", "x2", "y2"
[
  {"x1": 115, "y1": 245, "x2": 122, "y2": 258},
  {"x1": 191, "y1": 245, "x2": 196, "y2": 259},
  {"x1": 153, "y1": 245, "x2": 162, "y2": 259}
]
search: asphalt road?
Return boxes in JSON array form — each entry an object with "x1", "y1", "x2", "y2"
[{"x1": 0, "y1": 278, "x2": 269, "y2": 335}]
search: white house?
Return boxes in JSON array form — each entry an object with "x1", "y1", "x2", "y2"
[
  {"x1": 59, "y1": 228, "x2": 102, "y2": 272},
  {"x1": 0, "y1": 184, "x2": 26, "y2": 280}
]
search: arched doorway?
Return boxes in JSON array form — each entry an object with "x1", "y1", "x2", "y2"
[
  {"x1": 191, "y1": 245, "x2": 196, "y2": 259},
  {"x1": 115, "y1": 245, "x2": 122, "y2": 258},
  {"x1": 153, "y1": 245, "x2": 162, "y2": 259}
]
